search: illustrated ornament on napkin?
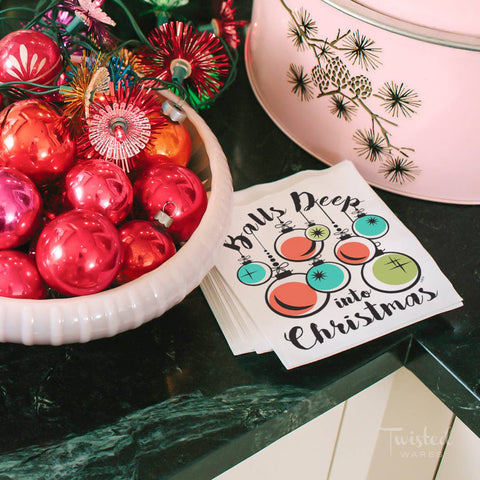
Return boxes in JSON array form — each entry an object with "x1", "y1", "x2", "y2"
[{"x1": 201, "y1": 161, "x2": 463, "y2": 369}]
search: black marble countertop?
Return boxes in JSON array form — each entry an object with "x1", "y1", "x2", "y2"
[{"x1": 0, "y1": 2, "x2": 478, "y2": 479}]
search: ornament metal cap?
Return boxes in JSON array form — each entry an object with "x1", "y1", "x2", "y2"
[
  {"x1": 154, "y1": 210, "x2": 173, "y2": 229},
  {"x1": 162, "y1": 100, "x2": 187, "y2": 123}
]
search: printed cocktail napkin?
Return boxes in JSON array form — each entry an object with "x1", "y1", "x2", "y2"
[{"x1": 201, "y1": 161, "x2": 463, "y2": 369}]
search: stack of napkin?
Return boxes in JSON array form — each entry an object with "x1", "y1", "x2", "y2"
[{"x1": 201, "y1": 161, "x2": 462, "y2": 369}]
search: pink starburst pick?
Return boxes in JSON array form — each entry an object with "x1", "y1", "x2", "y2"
[{"x1": 79, "y1": 85, "x2": 166, "y2": 172}]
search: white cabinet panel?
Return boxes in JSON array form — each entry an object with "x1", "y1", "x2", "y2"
[
  {"x1": 214, "y1": 402, "x2": 345, "y2": 480},
  {"x1": 328, "y1": 373, "x2": 395, "y2": 480},
  {"x1": 435, "y1": 416, "x2": 480, "y2": 480},
  {"x1": 214, "y1": 368, "x2": 476, "y2": 480},
  {"x1": 367, "y1": 368, "x2": 454, "y2": 480}
]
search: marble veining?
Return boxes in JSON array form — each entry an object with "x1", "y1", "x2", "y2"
[{"x1": 0, "y1": 384, "x2": 312, "y2": 479}]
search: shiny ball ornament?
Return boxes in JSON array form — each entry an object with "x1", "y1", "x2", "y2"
[
  {"x1": 115, "y1": 220, "x2": 176, "y2": 284},
  {"x1": 65, "y1": 160, "x2": 133, "y2": 225},
  {"x1": 35, "y1": 209, "x2": 122, "y2": 297},
  {"x1": 134, "y1": 164, "x2": 207, "y2": 243},
  {"x1": 0, "y1": 99, "x2": 76, "y2": 186},
  {"x1": 0, "y1": 30, "x2": 63, "y2": 88},
  {"x1": 135, "y1": 117, "x2": 192, "y2": 170},
  {"x1": 0, "y1": 167, "x2": 43, "y2": 249},
  {"x1": 0, "y1": 250, "x2": 46, "y2": 299}
]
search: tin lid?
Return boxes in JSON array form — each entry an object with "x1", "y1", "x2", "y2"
[
  {"x1": 324, "y1": 0, "x2": 480, "y2": 50},
  {"x1": 353, "y1": 0, "x2": 480, "y2": 37}
]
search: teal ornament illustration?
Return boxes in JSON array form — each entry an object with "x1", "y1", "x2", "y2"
[
  {"x1": 237, "y1": 261, "x2": 272, "y2": 286},
  {"x1": 306, "y1": 261, "x2": 351, "y2": 293},
  {"x1": 352, "y1": 214, "x2": 389, "y2": 239}
]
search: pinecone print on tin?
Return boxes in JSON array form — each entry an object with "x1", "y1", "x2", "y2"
[{"x1": 283, "y1": 1, "x2": 421, "y2": 184}]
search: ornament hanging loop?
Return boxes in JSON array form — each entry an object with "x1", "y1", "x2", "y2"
[
  {"x1": 275, "y1": 261, "x2": 289, "y2": 274},
  {"x1": 275, "y1": 220, "x2": 293, "y2": 229},
  {"x1": 238, "y1": 254, "x2": 251, "y2": 264},
  {"x1": 154, "y1": 201, "x2": 176, "y2": 229},
  {"x1": 336, "y1": 228, "x2": 350, "y2": 239},
  {"x1": 154, "y1": 210, "x2": 173, "y2": 229}
]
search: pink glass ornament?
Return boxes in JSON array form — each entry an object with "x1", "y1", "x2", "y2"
[
  {"x1": 65, "y1": 159, "x2": 133, "y2": 225},
  {"x1": 0, "y1": 30, "x2": 62, "y2": 87},
  {"x1": 0, "y1": 167, "x2": 43, "y2": 249},
  {"x1": 115, "y1": 220, "x2": 176, "y2": 284},
  {"x1": 0, "y1": 250, "x2": 46, "y2": 299},
  {"x1": 36, "y1": 209, "x2": 122, "y2": 296},
  {"x1": 0, "y1": 99, "x2": 76, "y2": 187},
  {"x1": 134, "y1": 164, "x2": 208, "y2": 243}
]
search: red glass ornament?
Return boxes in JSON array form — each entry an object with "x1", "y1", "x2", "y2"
[
  {"x1": 0, "y1": 30, "x2": 62, "y2": 88},
  {"x1": 115, "y1": 220, "x2": 176, "y2": 284},
  {"x1": 0, "y1": 99, "x2": 76, "y2": 187},
  {"x1": 65, "y1": 159, "x2": 133, "y2": 225},
  {"x1": 135, "y1": 117, "x2": 192, "y2": 170},
  {"x1": 0, "y1": 250, "x2": 46, "y2": 299},
  {"x1": 0, "y1": 167, "x2": 43, "y2": 249},
  {"x1": 134, "y1": 164, "x2": 208, "y2": 243},
  {"x1": 36, "y1": 209, "x2": 122, "y2": 296}
]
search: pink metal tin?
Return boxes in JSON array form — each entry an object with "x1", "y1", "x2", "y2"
[{"x1": 245, "y1": 0, "x2": 480, "y2": 203}]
